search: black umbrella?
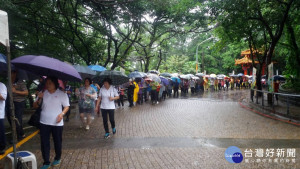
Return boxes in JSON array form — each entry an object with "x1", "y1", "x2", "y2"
[
  {"x1": 73, "y1": 65, "x2": 96, "y2": 80},
  {"x1": 93, "y1": 70, "x2": 129, "y2": 85},
  {"x1": 160, "y1": 73, "x2": 172, "y2": 78},
  {"x1": 273, "y1": 75, "x2": 285, "y2": 81}
]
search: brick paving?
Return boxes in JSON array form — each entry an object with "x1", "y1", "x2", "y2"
[{"x1": 2, "y1": 89, "x2": 300, "y2": 168}]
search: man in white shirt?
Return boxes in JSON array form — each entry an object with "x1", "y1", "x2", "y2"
[{"x1": 0, "y1": 82, "x2": 7, "y2": 154}]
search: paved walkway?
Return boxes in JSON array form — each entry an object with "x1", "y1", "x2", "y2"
[{"x1": 2, "y1": 89, "x2": 300, "y2": 168}]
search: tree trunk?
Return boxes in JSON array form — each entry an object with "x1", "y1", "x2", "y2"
[
  {"x1": 156, "y1": 49, "x2": 162, "y2": 71},
  {"x1": 144, "y1": 57, "x2": 150, "y2": 73},
  {"x1": 256, "y1": 66, "x2": 262, "y2": 97}
]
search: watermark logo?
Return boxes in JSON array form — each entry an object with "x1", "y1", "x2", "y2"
[{"x1": 225, "y1": 146, "x2": 243, "y2": 163}]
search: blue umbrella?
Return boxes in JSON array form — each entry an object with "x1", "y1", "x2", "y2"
[
  {"x1": 160, "y1": 76, "x2": 169, "y2": 86},
  {"x1": 171, "y1": 77, "x2": 181, "y2": 83},
  {"x1": 128, "y1": 71, "x2": 143, "y2": 79},
  {"x1": 12, "y1": 55, "x2": 82, "y2": 82},
  {"x1": 0, "y1": 53, "x2": 7, "y2": 72},
  {"x1": 88, "y1": 65, "x2": 107, "y2": 72},
  {"x1": 237, "y1": 73, "x2": 244, "y2": 77}
]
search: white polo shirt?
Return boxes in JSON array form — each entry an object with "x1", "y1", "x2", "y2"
[
  {"x1": 0, "y1": 82, "x2": 7, "y2": 119},
  {"x1": 40, "y1": 89, "x2": 70, "y2": 126},
  {"x1": 99, "y1": 86, "x2": 119, "y2": 110}
]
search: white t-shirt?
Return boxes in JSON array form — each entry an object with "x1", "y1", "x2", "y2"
[
  {"x1": 99, "y1": 86, "x2": 119, "y2": 110},
  {"x1": 0, "y1": 82, "x2": 7, "y2": 119},
  {"x1": 40, "y1": 89, "x2": 70, "y2": 126}
]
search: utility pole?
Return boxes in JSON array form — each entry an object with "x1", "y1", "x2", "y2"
[{"x1": 195, "y1": 37, "x2": 214, "y2": 73}]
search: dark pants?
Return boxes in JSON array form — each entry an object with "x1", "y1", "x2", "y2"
[
  {"x1": 40, "y1": 123, "x2": 63, "y2": 165},
  {"x1": 151, "y1": 90, "x2": 158, "y2": 103},
  {"x1": 0, "y1": 119, "x2": 6, "y2": 151},
  {"x1": 128, "y1": 93, "x2": 134, "y2": 106},
  {"x1": 101, "y1": 109, "x2": 115, "y2": 133},
  {"x1": 143, "y1": 89, "x2": 148, "y2": 102},
  {"x1": 138, "y1": 93, "x2": 143, "y2": 104},
  {"x1": 162, "y1": 91, "x2": 167, "y2": 100},
  {"x1": 191, "y1": 87, "x2": 195, "y2": 94},
  {"x1": 7, "y1": 101, "x2": 25, "y2": 139},
  {"x1": 173, "y1": 87, "x2": 179, "y2": 97},
  {"x1": 117, "y1": 95, "x2": 124, "y2": 106}
]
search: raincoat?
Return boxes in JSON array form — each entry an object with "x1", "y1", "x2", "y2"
[{"x1": 133, "y1": 81, "x2": 139, "y2": 102}]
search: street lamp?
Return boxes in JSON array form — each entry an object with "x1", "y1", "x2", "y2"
[{"x1": 195, "y1": 37, "x2": 214, "y2": 73}]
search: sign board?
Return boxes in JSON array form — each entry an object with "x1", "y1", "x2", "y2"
[{"x1": 0, "y1": 10, "x2": 9, "y2": 46}]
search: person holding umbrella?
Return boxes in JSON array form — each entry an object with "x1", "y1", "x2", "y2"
[
  {"x1": 95, "y1": 78, "x2": 119, "y2": 139},
  {"x1": 127, "y1": 79, "x2": 135, "y2": 107},
  {"x1": 76, "y1": 78, "x2": 97, "y2": 130},
  {"x1": 8, "y1": 70, "x2": 28, "y2": 141},
  {"x1": 0, "y1": 82, "x2": 7, "y2": 155},
  {"x1": 34, "y1": 76, "x2": 69, "y2": 169},
  {"x1": 150, "y1": 80, "x2": 160, "y2": 104},
  {"x1": 173, "y1": 79, "x2": 179, "y2": 98}
]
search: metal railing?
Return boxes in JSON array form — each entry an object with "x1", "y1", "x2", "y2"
[{"x1": 250, "y1": 89, "x2": 300, "y2": 117}]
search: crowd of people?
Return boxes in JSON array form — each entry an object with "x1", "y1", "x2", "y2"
[
  {"x1": 113, "y1": 76, "x2": 253, "y2": 107},
  {"x1": 0, "y1": 70, "x2": 256, "y2": 169}
]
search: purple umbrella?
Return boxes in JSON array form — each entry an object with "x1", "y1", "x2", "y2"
[
  {"x1": 160, "y1": 76, "x2": 169, "y2": 86},
  {"x1": 12, "y1": 55, "x2": 82, "y2": 82}
]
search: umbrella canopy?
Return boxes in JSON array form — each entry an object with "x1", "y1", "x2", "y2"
[
  {"x1": 204, "y1": 75, "x2": 210, "y2": 78},
  {"x1": 93, "y1": 70, "x2": 129, "y2": 85},
  {"x1": 147, "y1": 74, "x2": 161, "y2": 83},
  {"x1": 171, "y1": 77, "x2": 181, "y2": 83},
  {"x1": 160, "y1": 76, "x2": 169, "y2": 86},
  {"x1": 171, "y1": 73, "x2": 179, "y2": 77},
  {"x1": 73, "y1": 65, "x2": 96, "y2": 79},
  {"x1": 148, "y1": 70, "x2": 160, "y2": 75},
  {"x1": 0, "y1": 53, "x2": 6, "y2": 72},
  {"x1": 217, "y1": 74, "x2": 225, "y2": 79},
  {"x1": 195, "y1": 73, "x2": 205, "y2": 77},
  {"x1": 273, "y1": 75, "x2": 285, "y2": 81},
  {"x1": 180, "y1": 75, "x2": 191, "y2": 80},
  {"x1": 192, "y1": 76, "x2": 200, "y2": 80},
  {"x1": 128, "y1": 71, "x2": 143, "y2": 79},
  {"x1": 88, "y1": 65, "x2": 107, "y2": 72},
  {"x1": 160, "y1": 72, "x2": 172, "y2": 78},
  {"x1": 11, "y1": 55, "x2": 82, "y2": 82},
  {"x1": 209, "y1": 74, "x2": 217, "y2": 78},
  {"x1": 237, "y1": 73, "x2": 244, "y2": 77}
]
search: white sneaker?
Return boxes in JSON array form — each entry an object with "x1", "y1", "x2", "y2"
[
  {"x1": 157, "y1": 102, "x2": 159, "y2": 104},
  {"x1": 86, "y1": 125, "x2": 90, "y2": 130}
]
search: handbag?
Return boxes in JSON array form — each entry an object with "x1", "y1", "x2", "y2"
[{"x1": 28, "y1": 100, "x2": 42, "y2": 129}]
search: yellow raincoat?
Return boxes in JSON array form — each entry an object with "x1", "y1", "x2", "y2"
[{"x1": 133, "y1": 81, "x2": 139, "y2": 102}]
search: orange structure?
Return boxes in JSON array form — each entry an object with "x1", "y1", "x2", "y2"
[{"x1": 235, "y1": 49, "x2": 265, "y2": 75}]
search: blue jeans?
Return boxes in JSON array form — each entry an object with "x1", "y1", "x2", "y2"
[
  {"x1": 40, "y1": 123, "x2": 63, "y2": 165},
  {"x1": 0, "y1": 119, "x2": 6, "y2": 150}
]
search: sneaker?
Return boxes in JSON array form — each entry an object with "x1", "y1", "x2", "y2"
[
  {"x1": 52, "y1": 159, "x2": 61, "y2": 166},
  {"x1": 112, "y1": 128, "x2": 116, "y2": 134},
  {"x1": 40, "y1": 164, "x2": 51, "y2": 169},
  {"x1": 86, "y1": 125, "x2": 90, "y2": 130},
  {"x1": 157, "y1": 102, "x2": 159, "y2": 104},
  {"x1": 104, "y1": 133, "x2": 110, "y2": 139}
]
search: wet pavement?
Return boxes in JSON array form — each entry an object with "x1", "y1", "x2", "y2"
[{"x1": 2, "y1": 89, "x2": 300, "y2": 168}]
